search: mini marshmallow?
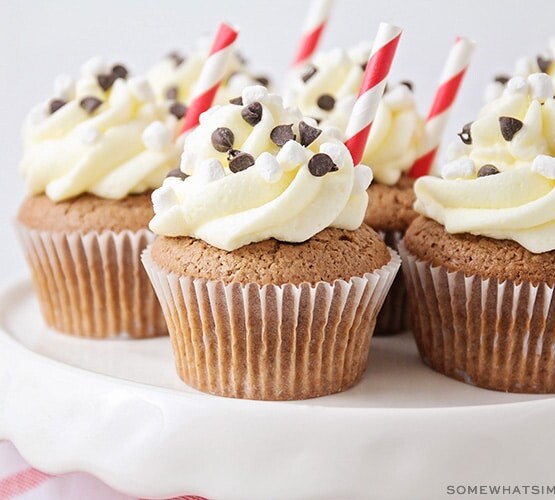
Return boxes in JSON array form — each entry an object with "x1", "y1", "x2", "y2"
[
  {"x1": 81, "y1": 56, "x2": 109, "y2": 78},
  {"x1": 353, "y1": 164, "x2": 373, "y2": 192},
  {"x1": 441, "y1": 157, "x2": 475, "y2": 180},
  {"x1": 242, "y1": 85, "x2": 268, "y2": 105},
  {"x1": 227, "y1": 73, "x2": 255, "y2": 93},
  {"x1": 276, "y1": 140, "x2": 309, "y2": 171},
  {"x1": 265, "y1": 93, "x2": 284, "y2": 109},
  {"x1": 196, "y1": 158, "x2": 226, "y2": 184},
  {"x1": 532, "y1": 154, "x2": 555, "y2": 179},
  {"x1": 180, "y1": 150, "x2": 197, "y2": 175},
  {"x1": 527, "y1": 73, "x2": 554, "y2": 102},
  {"x1": 142, "y1": 121, "x2": 172, "y2": 151},
  {"x1": 27, "y1": 103, "x2": 48, "y2": 126},
  {"x1": 383, "y1": 84, "x2": 414, "y2": 110},
  {"x1": 53, "y1": 74, "x2": 75, "y2": 100},
  {"x1": 152, "y1": 183, "x2": 179, "y2": 214},
  {"x1": 445, "y1": 141, "x2": 471, "y2": 161},
  {"x1": 483, "y1": 81, "x2": 504, "y2": 103},
  {"x1": 505, "y1": 76, "x2": 528, "y2": 95},
  {"x1": 322, "y1": 126, "x2": 344, "y2": 141},
  {"x1": 79, "y1": 125, "x2": 101, "y2": 145},
  {"x1": 256, "y1": 152, "x2": 283, "y2": 183},
  {"x1": 302, "y1": 116, "x2": 319, "y2": 128},
  {"x1": 320, "y1": 142, "x2": 348, "y2": 168},
  {"x1": 199, "y1": 105, "x2": 221, "y2": 124},
  {"x1": 514, "y1": 57, "x2": 533, "y2": 77},
  {"x1": 128, "y1": 76, "x2": 155, "y2": 102}
]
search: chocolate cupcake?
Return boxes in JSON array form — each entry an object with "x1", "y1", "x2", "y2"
[
  {"x1": 402, "y1": 73, "x2": 555, "y2": 393},
  {"x1": 17, "y1": 57, "x2": 181, "y2": 338},
  {"x1": 143, "y1": 86, "x2": 400, "y2": 400},
  {"x1": 287, "y1": 44, "x2": 426, "y2": 335}
]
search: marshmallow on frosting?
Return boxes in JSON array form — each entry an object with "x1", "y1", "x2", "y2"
[
  {"x1": 415, "y1": 72, "x2": 555, "y2": 254},
  {"x1": 149, "y1": 85, "x2": 373, "y2": 251}
]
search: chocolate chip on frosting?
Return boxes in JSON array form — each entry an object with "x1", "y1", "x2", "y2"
[
  {"x1": 229, "y1": 96, "x2": 243, "y2": 105},
  {"x1": 494, "y1": 74, "x2": 510, "y2": 85},
  {"x1": 211, "y1": 127, "x2": 235, "y2": 152},
  {"x1": 165, "y1": 86, "x2": 178, "y2": 101},
  {"x1": 457, "y1": 122, "x2": 473, "y2": 145},
  {"x1": 255, "y1": 76, "x2": 270, "y2": 87},
  {"x1": 400, "y1": 80, "x2": 414, "y2": 91},
  {"x1": 308, "y1": 153, "x2": 336, "y2": 177},
  {"x1": 166, "y1": 168, "x2": 188, "y2": 180},
  {"x1": 317, "y1": 94, "x2": 336, "y2": 111},
  {"x1": 168, "y1": 51, "x2": 185, "y2": 67},
  {"x1": 169, "y1": 102, "x2": 187, "y2": 119},
  {"x1": 270, "y1": 124, "x2": 295, "y2": 147},
  {"x1": 477, "y1": 164, "x2": 500, "y2": 177},
  {"x1": 229, "y1": 151, "x2": 255, "y2": 173},
  {"x1": 537, "y1": 55, "x2": 552, "y2": 74},
  {"x1": 499, "y1": 116, "x2": 523, "y2": 141},
  {"x1": 299, "y1": 120, "x2": 322, "y2": 147},
  {"x1": 301, "y1": 64, "x2": 318, "y2": 83},
  {"x1": 49, "y1": 99, "x2": 67, "y2": 114},
  {"x1": 79, "y1": 96, "x2": 103, "y2": 114},
  {"x1": 97, "y1": 73, "x2": 115, "y2": 91},
  {"x1": 111, "y1": 64, "x2": 129, "y2": 80},
  {"x1": 241, "y1": 101, "x2": 263, "y2": 126}
]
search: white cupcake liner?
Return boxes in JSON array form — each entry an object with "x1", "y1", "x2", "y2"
[
  {"x1": 399, "y1": 241, "x2": 555, "y2": 393},
  {"x1": 16, "y1": 223, "x2": 167, "y2": 339},
  {"x1": 142, "y1": 246, "x2": 401, "y2": 400},
  {"x1": 374, "y1": 230, "x2": 411, "y2": 336}
]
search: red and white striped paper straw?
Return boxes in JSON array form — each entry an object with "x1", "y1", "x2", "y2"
[
  {"x1": 408, "y1": 36, "x2": 475, "y2": 178},
  {"x1": 292, "y1": 0, "x2": 334, "y2": 67},
  {"x1": 180, "y1": 22, "x2": 239, "y2": 135},
  {"x1": 344, "y1": 22, "x2": 402, "y2": 166}
]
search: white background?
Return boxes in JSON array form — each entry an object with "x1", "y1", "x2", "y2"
[{"x1": 1, "y1": 0, "x2": 554, "y2": 282}]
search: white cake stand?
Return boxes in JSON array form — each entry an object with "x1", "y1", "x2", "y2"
[{"x1": 1, "y1": 278, "x2": 554, "y2": 500}]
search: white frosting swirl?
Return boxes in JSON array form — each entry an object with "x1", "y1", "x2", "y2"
[
  {"x1": 149, "y1": 86, "x2": 372, "y2": 251},
  {"x1": 286, "y1": 44, "x2": 425, "y2": 185},
  {"x1": 415, "y1": 73, "x2": 555, "y2": 254},
  {"x1": 21, "y1": 62, "x2": 180, "y2": 202}
]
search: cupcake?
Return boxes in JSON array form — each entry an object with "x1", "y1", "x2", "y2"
[
  {"x1": 287, "y1": 44, "x2": 426, "y2": 335},
  {"x1": 148, "y1": 37, "x2": 270, "y2": 109},
  {"x1": 17, "y1": 57, "x2": 181, "y2": 338},
  {"x1": 401, "y1": 72, "x2": 555, "y2": 393},
  {"x1": 142, "y1": 85, "x2": 401, "y2": 400}
]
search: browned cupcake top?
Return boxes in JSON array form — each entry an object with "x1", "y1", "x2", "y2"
[
  {"x1": 364, "y1": 175, "x2": 417, "y2": 232},
  {"x1": 18, "y1": 192, "x2": 154, "y2": 233},
  {"x1": 150, "y1": 225, "x2": 391, "y2": 286},
  {"x1": 405, "y1": 216, "x2": 555, "y2": 286}
]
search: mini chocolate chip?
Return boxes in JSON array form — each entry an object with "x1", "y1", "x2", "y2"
[
  {"x1": 499, "y1": 116, "x2": 523, "y2": 141},
  {"x1": 537, "y1": 55, "x2": 552, "y2": 73},
  {"x1": 270, "y1": 124, "x2": 295, "y2": 147},
  {"x1": 168, "y1": 51, "x2": 184, "y2": 67},
  {"x1": 165, "y1": 86, "x2": 178, "y2": 100},
  {"x1": 457, "y1": 122, "x2": 473, "y2": 145},
  {"x1": 97, "y1": 73, "x2": 115, "y2": 91},
  {"x1": 400, "y1": 80, "x2": 414, "y2": 91},
  {"x1": 229, "y1": 151, "x2": 255, "y2": 173},
  {"x1": 494, "y1": 74, "x2": 510, "y2": 85},
  {"x1": 317, "y1": 94, "x2": 335, "y2": 111},
  {"x1": 227, "y1": 149, "x2": 241, "y2": 160},
  {"x1": 211, "y1": 127, "x2": 235, "y2": 152},
  {"x1": 79, "y1": 96, "x2": 103, "y2": 114},
  {"x1": 360, "y1": 62, "x2": 368, "y2": 72},
  {"x1": 308, "y1": 153, "x2": 336, "y2": 177},
  {"x1": 169, "y1": 102, "x2": 187, "y2": 119},
  {"x1": 166, "y1": 168, "x2": 188, "y2": 180},
  {"x1": 229, "y1": 96, "x2": 243, "y2": 105},
  {"x1": 301, "y1": 64, "x2": 317, "y2": 83},
  {"x1": 49, "y1": 99, "x2": 67, "y2": 114},
  {"x1": 299, "y1": 120, "x2": 322, "y2": 147},
  {"x1": 477, "y1": 164, "x2": 500, "y2": 177},
  {"x1": 241, "y1": 101, "x2": 263, "y2": 126},
  {"x1": 111, "y1": 64, "x2": 128, "y2": 80},
  {"x1": 255, "y1": 76, "x2": 270, "y2": 87}
]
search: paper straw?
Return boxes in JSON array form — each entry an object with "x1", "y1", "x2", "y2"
[
  {"x1": 292, "y1": 0, "x2": 334, "y2": 67},
  {"x1": 344, "y1": 22, "x2": 402, "y2": 166},
  {"x1": 180, "y1": 22, "x2": 239, "y2": 134},
  {"x1": 408, "y1": 36, "x2": 475, "y2": 178}
]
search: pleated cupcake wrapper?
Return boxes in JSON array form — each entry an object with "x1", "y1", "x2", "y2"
[
  {"x1": 374, "y1": 230, "x2": 411, "y2": 336},
  {"x1": 142, "y1": 247, "x2": 401, "y2": 401},
  {"x1": 399, "y1": 241, "x2": 555, "y2": 393},
  {"x1": 16, "y1": 223, "x2": 167, "y2": 339}
]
